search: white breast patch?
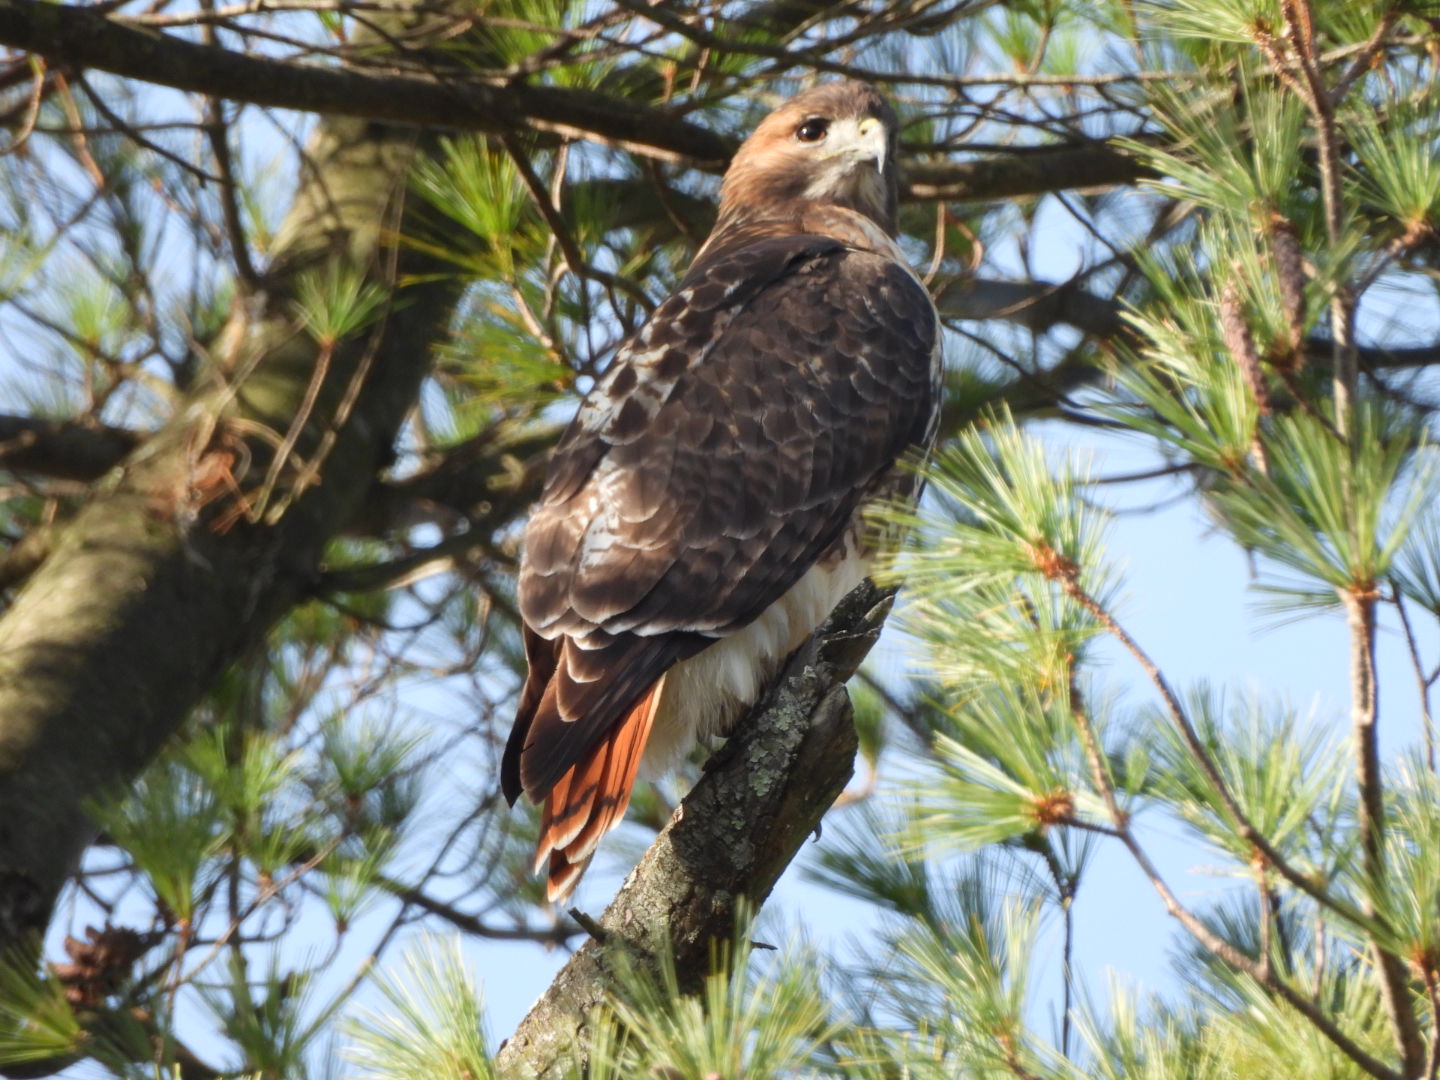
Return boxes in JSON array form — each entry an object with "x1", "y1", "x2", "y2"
[{"x1": 639, "y1": 543, "x2": 872, "y2": 776}]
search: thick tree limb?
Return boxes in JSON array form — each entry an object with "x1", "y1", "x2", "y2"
[
  {"x1": 493, "y1": 580, "x2": 891, "y2": 1080},
  {"x1": 0, "y1": 0, "x2": 732, "y2": 165},
  {"x1": 0, "y1": 0, "x2": 1154, "y2": 202},
  {"x1": 906, "y1": 141, "x2": 1157, "y2": 201},
  {"x1": 0, "y1": 416, "x2": 142, "y2": 482},
  {"x1": 935, "y1": 277, "x2": 1440, "y2": 372},
  {"x1": 4, "y1": 275, "x2": 1433, "y2": 500}
]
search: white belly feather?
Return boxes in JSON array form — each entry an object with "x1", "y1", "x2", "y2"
[{"x1": 639, "y1": 544, "x2": 872, "y2": 776}]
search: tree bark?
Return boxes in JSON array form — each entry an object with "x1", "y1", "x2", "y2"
[
  {"x1": 494, "y1": 581, "x2": 892, "y2": 1080},
  {"x1": 0, "y1": 109, "x2": 457, "y2": 952}
]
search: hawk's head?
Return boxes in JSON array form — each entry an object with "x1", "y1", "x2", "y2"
[{"x1": 717, "y1": 81, "x2": 900, "y2": 236}]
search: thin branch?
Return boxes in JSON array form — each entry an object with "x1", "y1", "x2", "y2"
[
  {"x1": 1348, "y1": 588, "x2": 1385, "y2": 872},
  {"x1": 499, "y1": 133, "x2": 654, "y2": 312},
  {"x1": 346, "y1": 421, "x2": 556, "y2": 537},
  {"x1": 1066, "y1": 660, "x2": 1122, "y2": 825},
  {"x1": 1257, "y1": 866, "x2": 1273, "y2": 982},
  {"x1": 1328, "y1": 9, "x2": 1398, "y2": 107},
  {"x1": 1116, "y1": 822, "x2": 1402, "y2": 1080},
  {"x1": 0, "y1": 0, "x2": 1163, "y2": 202},
  {"x1": 374, "y1": 876, "x2": 580, "y2": 945},
  {"x1": 611, "y1": 0, "x2": 1176, "y2": 92},
  {"x1": 1392, "y1": 585, "x2": 1436, "y2": 773},
  {"x1": 0, "y1": 53, "x2": 43, "y2": 156},
  {"x1": 1053, "y1": 566, "x2": 1374, "y2": 929},
  {"x1": 936, "y1": 275, "x2": 1440, "y2": 374},
  {"x1": 1031, "y1": 832, "x2": 1077, "y2": 1061},
  {"x1": 72, "y1": 72, "x2": 221, "y2": 184},
  {"x1": 1067, "y1": 644, "x2": 1399, "y2": 1079},
  {"x1": 313, "y1": 530, "x2": 480, "y2": 594},
  {"x1": 0, "y1": 0, "x2": 733, "y2": 165},
  {"x1": 1090, "y1": 462, "x2": 1200, "y2": 485},
  {"x1": 1344, "y1": 586, "x2": 1424, "y2": 1075},
  {"x1": 121, "y1": 0, "x2": 472, "y2": 28},
  {"x1": 1266, "y1": 0, "x2": 1367, "y2": 430},
  {"x1": 203, "y1": 97, "x2": 260, "y2": 292}
]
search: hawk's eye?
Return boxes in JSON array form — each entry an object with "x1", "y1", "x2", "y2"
[{"x1": 795, "y1": 117, "x2": 829, "y2": 143}]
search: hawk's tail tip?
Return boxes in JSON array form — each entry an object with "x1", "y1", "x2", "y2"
[{"x1": 533, "y1": 677, "x2": 666, "y2": 902}]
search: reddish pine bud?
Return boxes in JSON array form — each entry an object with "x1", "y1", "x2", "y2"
[
  {"x1": 1268, "y1": 216, "x2": 1307, "y2": 370},
  {"x1": 1220, "y1": 279, "x2": 1271, "y2": 415}
]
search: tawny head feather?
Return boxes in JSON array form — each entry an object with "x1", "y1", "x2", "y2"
[{"x1": 716, "y1": 81, "x2": 901, "y2": 236}]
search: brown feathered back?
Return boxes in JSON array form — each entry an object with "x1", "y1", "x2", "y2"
[{"x1": 502, "y1": 81, "x2": 939, "y2": 902}]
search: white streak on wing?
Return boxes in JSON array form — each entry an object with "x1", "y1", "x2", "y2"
[
  {"x1": 639, "y1": 544, "x2": 872, "y2": 776},
  {"x1": 574, "y1": 492, "x2": 617, "y2": 562}
]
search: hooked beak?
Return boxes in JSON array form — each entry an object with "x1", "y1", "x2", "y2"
[{"x1": 854, "y1": 116, "x2": 887, "y2": 173}]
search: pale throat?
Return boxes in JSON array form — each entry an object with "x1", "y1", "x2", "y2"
[{"x1": 798, "y1": 154, "x2": 885, "y2": 221}]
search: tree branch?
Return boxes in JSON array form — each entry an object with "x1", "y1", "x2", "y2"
[
  {"x1": 347, "y1": 421, "x2": 556, "y2": 537},
  {"x1": 0, "y1": 107, "x2": 459, "y2": 953},
  {"x1": 0, "y1": 0, "x2": 732, "y2": 165},
  {"x1": 493, "y1": 580, "x2": 892, "y2": 1080},
  {"x1": 373, "y1": 875, "x2": 581, "y2": 947},
  {"x1": 0, "y1": 416, "x2": 142, "y2": 481},
  {"x1": 935, "y1": 276, "x2": 1125, "y2": 339},
  {"x1": 934, "y1": 278, "x2": 1440, "y2": 375},
  {"x1": 905, "y1": 140, "x2": 1157, "y2": 201},
  {"x1": 0, "y1": 0, "x2": 1157, "y2": 203}
]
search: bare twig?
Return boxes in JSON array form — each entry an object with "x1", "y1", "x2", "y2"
[
  {"x1": 1117, "y1": 822, "x2": 1402, "y2": 1080},
  {"x1": 73, "y1": 71, "x2": 222, "y2": 183},
  {"x1": 1392, "y1": 585, "x2": 1436, "y2": 773},
  {"x1": 204, "y1": 98, "x2": 260, "y2": 291},
  {"x1": 1256, "y1": 864, "x2": 1273, "y2": 981},
  {"x1": 499, "y1": 133, "x2": 655, "y2": 312},
  {"x1": 1052, "y1": 562, "x2": 1372, "y2": 928},
  {"x1": 1064, "y1": 633, "x2": 1399, "y2": 1080},
  {"x1": 370, "y1": 876, "x2": 580, "y2": 945},
  {"x1": 0, "y1": 53, "x2": 43, "y2": 156}
]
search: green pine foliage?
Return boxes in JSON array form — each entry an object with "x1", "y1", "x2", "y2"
[
  {"x1": 586, "y1": 926, "x2": 839, "y2": 1080},
  {"x1": 345, "y1": 937, "x2": 494, "y2": 1080}
]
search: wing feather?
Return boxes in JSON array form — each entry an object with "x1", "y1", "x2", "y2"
[{"x1": 506, "y1": 233, "x2": 938, "y2": 805}]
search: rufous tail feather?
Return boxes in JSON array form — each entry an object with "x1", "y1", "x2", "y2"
[{"x1": 534, "y1": 676, "x2": 665, "y2": 902}]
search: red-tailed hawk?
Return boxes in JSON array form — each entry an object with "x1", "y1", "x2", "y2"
[{"x1": 502, "y1": 81, "x2": 941, "y2": 901}]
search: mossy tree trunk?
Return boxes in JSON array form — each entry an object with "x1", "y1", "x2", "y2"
[{"x1": 0, "y1": 107, "x2": 457, "y2": 952}]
